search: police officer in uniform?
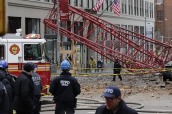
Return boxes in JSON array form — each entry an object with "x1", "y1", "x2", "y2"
[
  {"x1": 50, "y1": 59, "x2": 81, "y2": 114},
  {"x1": 32, "y1": 64, "x2": 42, "y2": 114},
  {"x1": 95, "y1": 86, "x2": 138, "y2": 114},
  {"x1": 0, "y1": 60, "x2": 15, "y2": 114},
  {"x1": 13, "y1": 62, "x2": 35, "y2": 114}
]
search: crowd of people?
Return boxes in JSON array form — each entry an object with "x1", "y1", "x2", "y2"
[
  {"x1": 0, "y1": 60, "x2": 42, "y2": 114},
  {"x1": 0, "y1": 58, "x2": 138, "y2": 114}
]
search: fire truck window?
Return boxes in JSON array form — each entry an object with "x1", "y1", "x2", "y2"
[
  {"x1": 24, "y1": 44, "x2": 42, "y2": 61},
  {"x1": 0, "y1": 45, "x2": 5, "y2": 59}
]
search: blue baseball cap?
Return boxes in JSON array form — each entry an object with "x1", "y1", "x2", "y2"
[{"x1": 102, "y1": 86, "x2": 121, "y2": 98}]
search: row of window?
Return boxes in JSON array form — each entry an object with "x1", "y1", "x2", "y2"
[
  {"x1": 69, "y1": 0, "x2": 154, "y2": 18},
  {"x1": 31, "y1": 0, "x2": 154, "y2": 18},
  {"x1": 8, "y1": 17, "x2": 40, "y2": 34}
]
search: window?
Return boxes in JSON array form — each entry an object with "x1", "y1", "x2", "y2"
[
  {"x1": 74, "y1": 0, "x2": 78, "y2": 6},
  {"x1": 121, "y1": 0, "x2": 127, "y2": 14},
  {"x1": 0, "y1": 45, "x2": 5, "y2": 59},
  {"x1": 44, "y1": 20, "x2": 56, "y2": 34},
  {"x1": 134, "y1": 0, "x2": 139, "y2": 16},
  {"x1": 101, "y1": 2, "x2": 104, "y2": 10},
  {"x1": 25, "y1": 18, "x2": 40, "y2": 34},
  {"x1": 145, "y1": 0, "x2": 149, "y2": 17},
  {"x1": 87, "y1": 0, "x2": 89, "y2": 8},
  {"x1": 106, "y1": 0, "x2": 108, "y2": 11},
  {"x1": 91, "y1": 0, "x2": 94, "y2": 8},
  {"x1": 24, "y1": 44, "x2": 42, "y2": 61},
  {"x1": 44, "y1": 26, "x2": 56, "y2": 34},
  {"x1": 128, "y1": 0, "x2": 131, "y2": 15},
  {"x1": 80, "y1": 0, "x2": 83, "y2": 7},
  {"x1": 128, "y1": 0, "x2": 134, "y2": 15},
  {"x1": 150, "y1": 3, "x2": 154, "y2": 18},
  {"x1": 140, "y1": 0, "x2": 144, "y2": 17},
  {"x1": 157, "y1": 11, "x2": 163, "y2": 20},
  {"x1": 44, "y1": 0, "x2": 50, "y2": 2},
  {"x1": 8, "y1": 17, "x2": 21, "y2": 33}
]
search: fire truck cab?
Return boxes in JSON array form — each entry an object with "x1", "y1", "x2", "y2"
[{"x1": 0, "y1": 33, "x2": 51, "y2": 89}]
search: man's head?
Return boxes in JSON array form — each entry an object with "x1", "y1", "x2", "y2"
[
  {"x1": 23, "y1": 62, "x2": 34, "y2": 74},
  {"x1": 102, "y1": 86, "x2": 122, "y2": 110},
  {"x1": 115, "y1": 59, "x2": 119, "y2": 63},
  {"x1": 60, "y1": 59, "x2": 71, "y2": 71}
]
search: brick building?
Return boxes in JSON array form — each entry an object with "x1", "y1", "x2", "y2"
[{"x1": 155, "y1": 0, "x2": 172, "y2": 43}]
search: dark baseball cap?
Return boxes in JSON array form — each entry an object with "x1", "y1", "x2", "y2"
[
  {"x1": 23, "y1": 62, "x2": 34, "y2": 72},
  {"x1": 102, "y1": 86, "x2": 121, "y2": 98}
]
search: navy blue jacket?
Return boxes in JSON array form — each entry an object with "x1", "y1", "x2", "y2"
[
  {"x1": 95, "y1": 100, "x2": 138, "y2": 114},
  {"x1": 0, "y1": 81, "x2": 9, "y2": 114},
  {"x1": 32, "y1": 72, "x2": 42, "y2": 96},
  {"x1": 49, "y1": 71, "x2": 81, "y2": 103},
  {"x1": 0, "y1": 68, "x2": 14, "y2": 114}
]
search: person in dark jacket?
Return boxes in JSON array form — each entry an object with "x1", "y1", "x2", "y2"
[
  {"x1": 0, "y1": 60, "x2": 15, "y2": 114},
  {"x1": 13, "y1": 62, "x2": 35, "y2": 114},
  {"x1": 95, "y1": 86, "x2": 138, "y2": 114},
  {"x1": 49, "y1": 59, "x2": 81, "y2": 114},
  {"x1": 32, "y1": 64, "x2": 42, "y2": 114},
  {"x1": 113, "y1": 59, "x2": 122, "y2": 81},
  {"x1": 97, "y1": 58, "x2": 103, "y2": 72},
  {"x1": 0, "y1": 81, "x2": 9, "y2": 114}
]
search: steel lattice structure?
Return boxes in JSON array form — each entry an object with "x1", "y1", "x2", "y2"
[{"x1": 44, "y1": 3, "x2": 172, "y2": 72}]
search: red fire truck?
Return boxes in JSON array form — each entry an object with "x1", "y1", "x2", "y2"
[{"x1": 0, "y1": 33, "x2": 51, "y2": 91}]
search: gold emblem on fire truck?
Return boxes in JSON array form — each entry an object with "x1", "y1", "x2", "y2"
[{"x1": 9, "y1": 44, "x2": 20, "y2": 55}]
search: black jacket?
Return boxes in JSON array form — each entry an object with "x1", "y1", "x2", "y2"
[
  {"x1": 0, "y1": 81, "x2": 9, "y2": 114},
  {"x1": 49, "y1": 71, "x2": 81, "y2": 104},
  {"x1": 95, "y1": 100, "x2": 138, "y2": 114},
  {"x1": 0, "y1": 68, "x2": 14, "y2": 114},
  {"x1": 13, "y1": 71, "x2": 35, "y2": 112},
  {"x1": 114, "y1": 62, "x2": 122, "y2": 73}
]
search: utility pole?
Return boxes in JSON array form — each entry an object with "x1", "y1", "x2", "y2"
[{"x1": 57, "y1": 0, "x2": 60, "y2": 72}]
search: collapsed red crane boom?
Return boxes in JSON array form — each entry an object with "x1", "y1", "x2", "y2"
[{"x1": 44, "y1": 3, "x2": 172, "y2": 71}]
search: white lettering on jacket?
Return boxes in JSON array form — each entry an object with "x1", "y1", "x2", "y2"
[{"x1": 60, "y1": 80, "x2": 70, "y2": 86}]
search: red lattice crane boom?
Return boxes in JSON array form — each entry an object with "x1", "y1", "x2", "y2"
[{"x1": 44, "y1": 3, "x2": 172, "y2": 71}]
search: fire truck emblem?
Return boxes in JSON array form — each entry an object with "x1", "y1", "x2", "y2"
[{"x1": 9, "y1": 44, "x2": 20, "y2": 55}]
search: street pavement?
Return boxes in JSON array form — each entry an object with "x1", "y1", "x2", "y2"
[{"x1": 40, "y1": 90, "x2": 172, "y2": 114}]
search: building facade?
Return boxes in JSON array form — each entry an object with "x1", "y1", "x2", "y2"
[
  {"x1": 155, "y1": 0, "x2": 172, "y2": 43},
  {"x1": 6, "y1": 0, "x2": 155, "y2": 68}
]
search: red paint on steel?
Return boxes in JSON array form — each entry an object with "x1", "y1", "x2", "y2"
[{"x1": 44, "y1": 3, "x2": 172, "y2": 72}]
